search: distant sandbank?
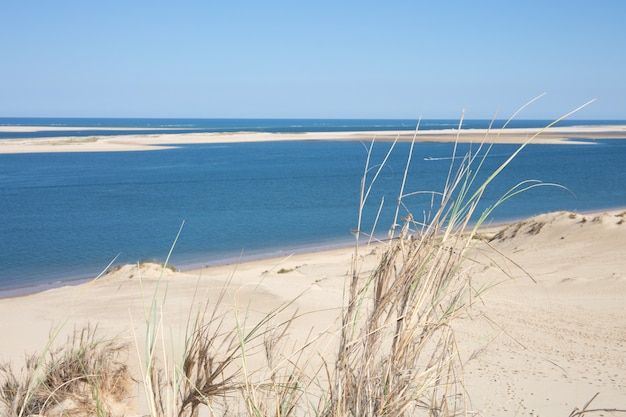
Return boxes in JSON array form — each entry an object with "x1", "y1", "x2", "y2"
[{"x1": 0, "y1": 125, "x2": 625, "y2": 153}]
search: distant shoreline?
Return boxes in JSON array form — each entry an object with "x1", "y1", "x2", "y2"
[
  {"x1": 2, "y1": 206, "x2": 624, "y2": 300},
  {"x1": 0, "y1": 124, "x2": 625, "y2": 153}
]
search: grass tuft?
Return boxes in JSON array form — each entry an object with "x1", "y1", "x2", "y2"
[{"x1": 0, "y1": 324, "x2": 131, "y2": 417}]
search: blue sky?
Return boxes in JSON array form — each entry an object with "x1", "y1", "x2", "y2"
[{"x1": 2, "y1": 1, "x2": 625, "y2": 119}]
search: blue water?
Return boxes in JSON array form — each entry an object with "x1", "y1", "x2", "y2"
[{"x1": 0, "y1": 118, "x2": 625, "y2": 295}]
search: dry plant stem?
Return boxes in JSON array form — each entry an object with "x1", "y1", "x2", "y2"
[
  {"x1": 389, "y1": 118, "x2": 421, "y2": 240},
  {"x1": 354, "y1": 135, "x2": 398, "y2": 251},
  {"x1": 331, "y1": 136, "x2": 477, "y2": 415},
  {"x1": 568, "y1": 392, "x2": 626, "y2": 417}
]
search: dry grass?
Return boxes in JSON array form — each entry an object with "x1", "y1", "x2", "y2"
[
  {"x1": 146, "y1": 311, "x2": 245, "y2": 417},
  {"x1": 0, "y1": 324, "x2": 131, "y2": 417},
  {"x1": 325, "y1": 115, "x2": 488, "y2": 417},
  {"x1": 327, "y1": 228, "x2": 472, "y2": 416}
]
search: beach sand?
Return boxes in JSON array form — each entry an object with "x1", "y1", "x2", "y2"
[
  {"x1": 0, "y1": 209, "x2": 624, "y2": 416},
  {"x1": 0, "y1": 125, "x2": 626, "y2": 153}
]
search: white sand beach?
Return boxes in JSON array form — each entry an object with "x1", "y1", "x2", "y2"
[{"x1": 0, "y1": 209, "x2": 624, "y2": 416}]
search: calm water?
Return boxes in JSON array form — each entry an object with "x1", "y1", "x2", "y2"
[{"x1": 1, "y1": 119, "x2": 625, "y2": 295}]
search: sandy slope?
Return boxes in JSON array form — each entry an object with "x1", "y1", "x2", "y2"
[
  {"x1": 0, "y1": 210, "x2": 624, "y2": 416},
  {"x1": 458, "y1": 210, "x2": 626, "y2": 416}
]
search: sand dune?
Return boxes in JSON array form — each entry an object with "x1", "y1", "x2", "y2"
[
  {"x1": 458, "y1": 210, "x2": 626, "y2": 415},
  {"x1": 0, "y1": 210, "x2": 624, "y2": 416}
]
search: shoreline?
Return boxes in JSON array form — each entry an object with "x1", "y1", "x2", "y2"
[
  {"x1": 0, "y1": 125, "x2": 625, "y2": 153},
  {"x1": 1, "y1": 207, "x2": 624, "y2": 415},
  {"x1": 2, "y1": 206, "x2": 624, "y2": 301}
]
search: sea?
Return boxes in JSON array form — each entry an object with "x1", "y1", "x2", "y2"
[{"x1": 1, "y1": 118, "x2": 625, "y2": 296}]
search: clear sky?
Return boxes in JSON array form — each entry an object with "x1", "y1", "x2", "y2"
[{"x1": 2, "y1": 1, "x2": 625, "y2": 119}]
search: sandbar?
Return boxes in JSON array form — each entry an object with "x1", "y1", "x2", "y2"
[{"x1": 0, "y1": 125, "x2": 625, "y2": 153}]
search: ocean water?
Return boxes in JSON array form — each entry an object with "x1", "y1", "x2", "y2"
[{"x1": 0, "y1": 119, "x2": 625, "y2": 295}]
